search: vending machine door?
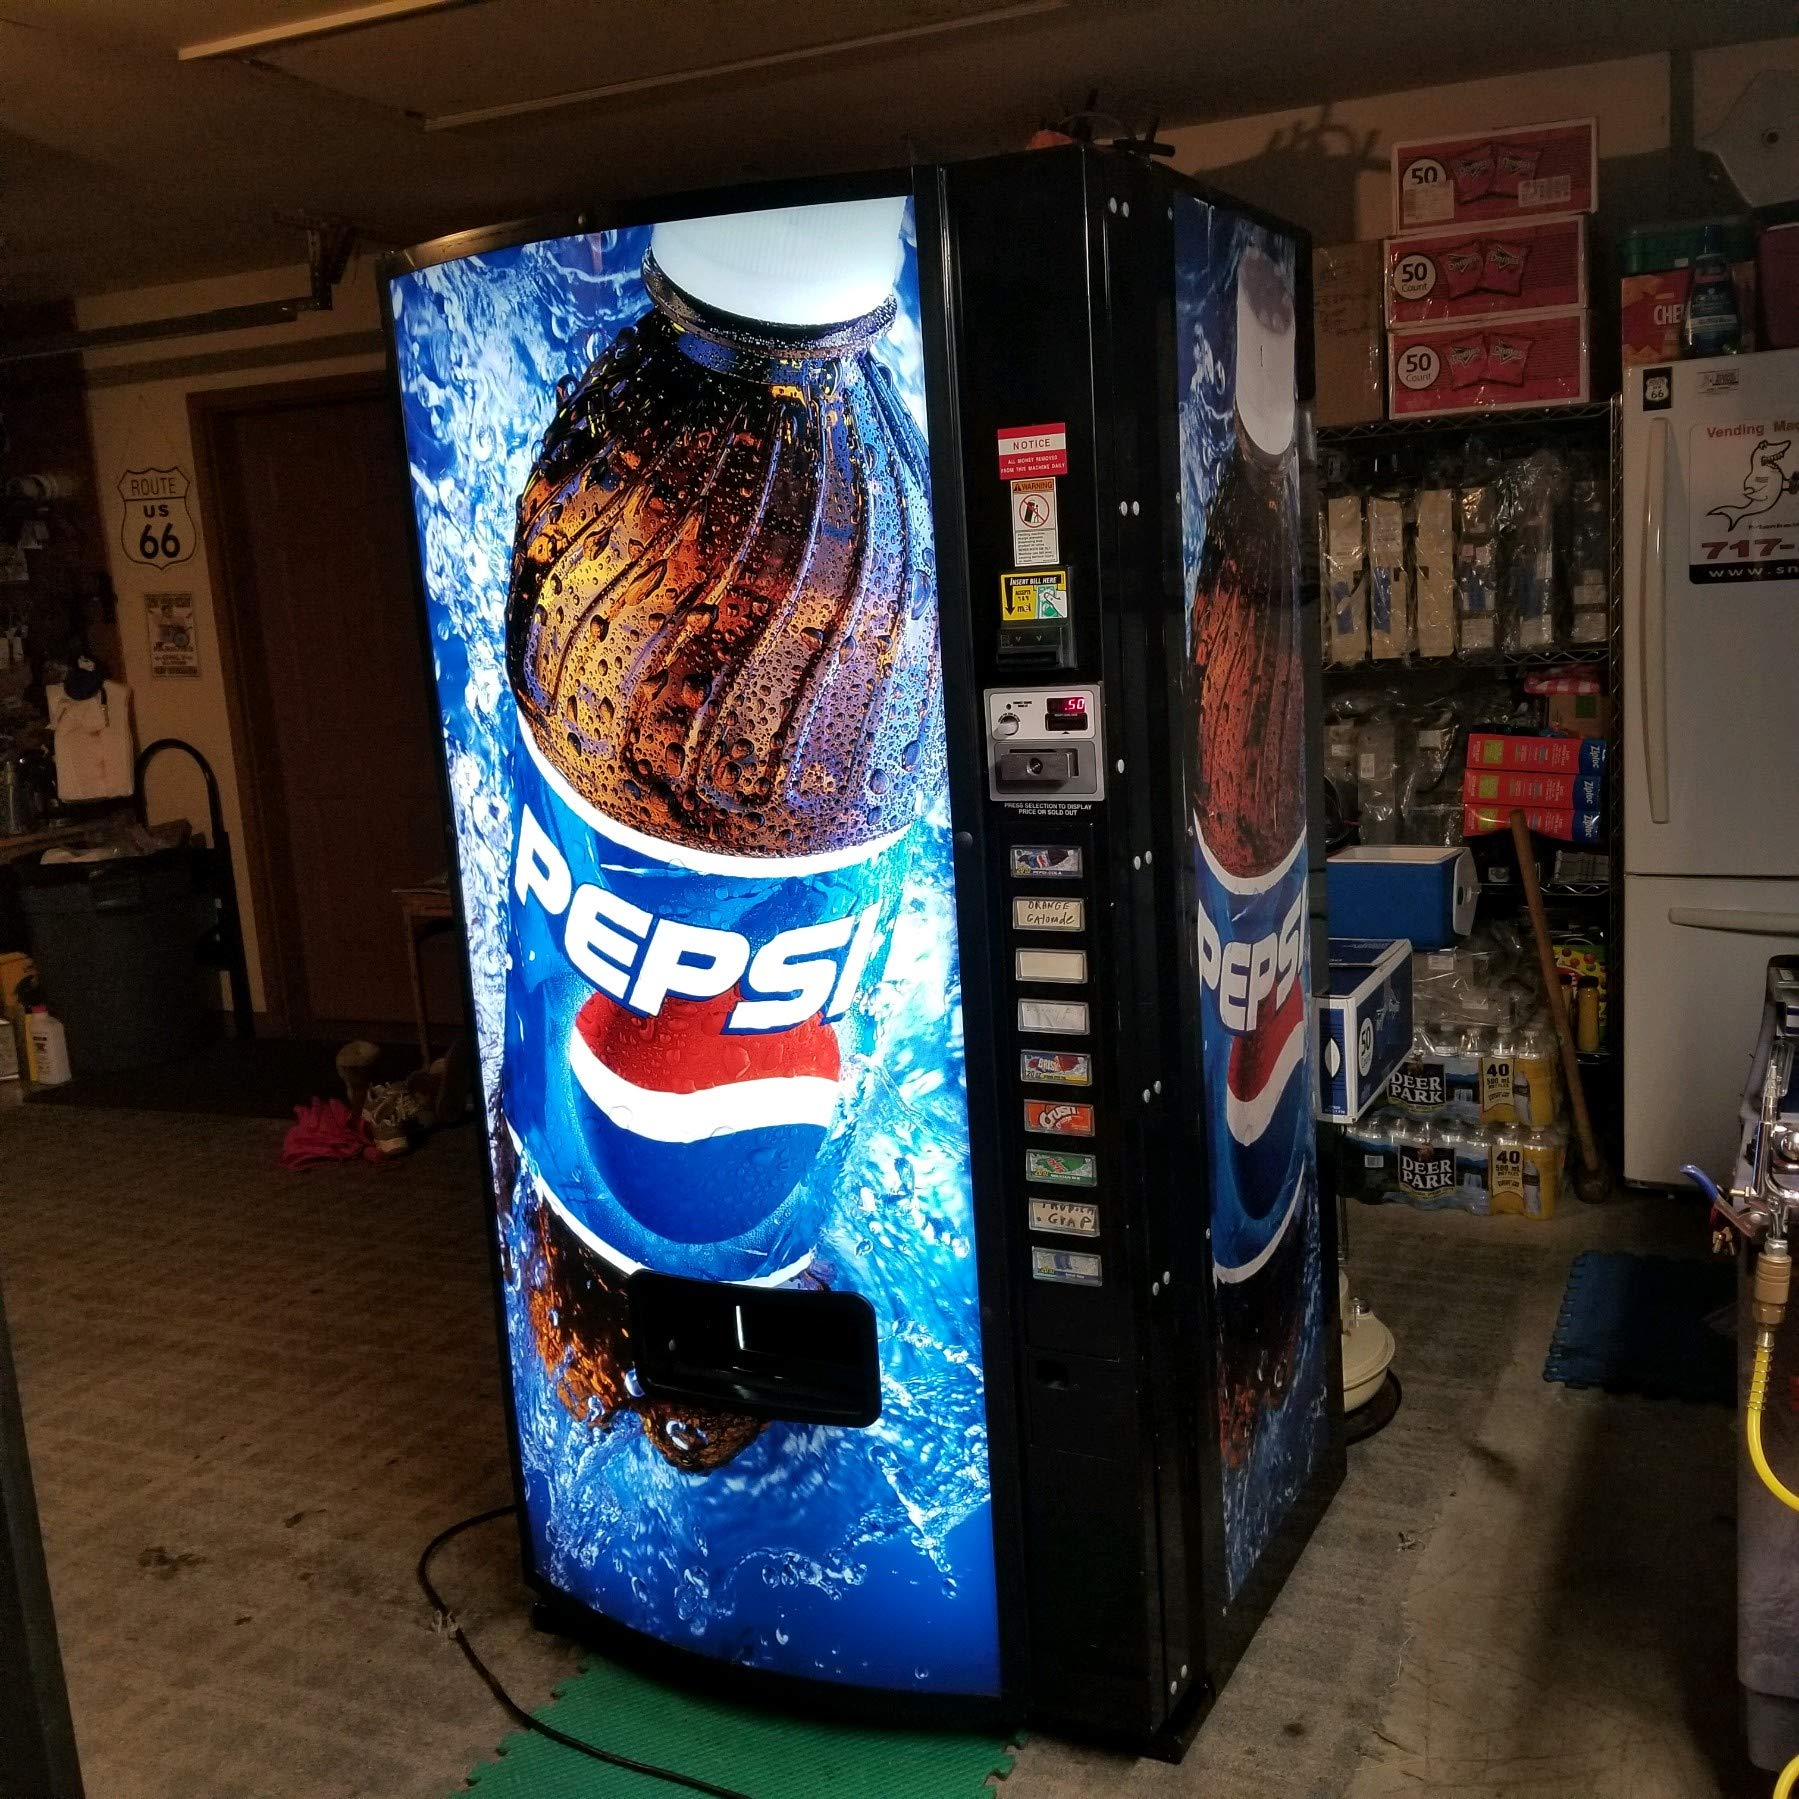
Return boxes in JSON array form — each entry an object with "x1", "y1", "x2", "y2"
[{"x1": 382, "y1": 182, "x2": 1002, "y2": 1702}]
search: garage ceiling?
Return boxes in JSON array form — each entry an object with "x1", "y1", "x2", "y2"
[{"x1": 2, "y1": 0, "x2": 1791, "y2": 305}]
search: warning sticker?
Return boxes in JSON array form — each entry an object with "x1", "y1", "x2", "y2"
[
  {"x1": 998, "y1": 423, "x2": 1068, "y2": 478},
  {"x1": 1010, "y1": 476, "x2": 1059, "y2": 566},
  {"x1": 1000, "y1": 568, "x2": 1069, "y2": 623}
]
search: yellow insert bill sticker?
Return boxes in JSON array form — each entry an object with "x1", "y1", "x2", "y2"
[{"x1": 1000, "y1": 568, "x2": 1069, "y2": 623}]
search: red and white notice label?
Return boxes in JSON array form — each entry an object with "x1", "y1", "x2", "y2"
[{"x1": 997, "y1": 423, "x2": 1068, "y2": 478}]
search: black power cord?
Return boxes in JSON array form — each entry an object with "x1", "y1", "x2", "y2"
[{"x1": 416, "y1": 1504, "x2": 753, "y2": 1799}]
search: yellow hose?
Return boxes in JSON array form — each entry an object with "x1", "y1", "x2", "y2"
[
  {"x1": 1749, "y1": 1342, "x2": 1799, "y2": 1515},
  {"x1": 1778, "y1": 1753, "x2": 1799, "y2": 1799}
]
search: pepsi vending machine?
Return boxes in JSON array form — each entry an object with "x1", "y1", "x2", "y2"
[{"x1": 383, "y1": 144, "x2": 1341, "y2": 1755}]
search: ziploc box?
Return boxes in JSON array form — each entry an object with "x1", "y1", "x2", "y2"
[
  {"x1": 1386, "y1": 216, "x2": 1586, "y2": 327},
  {"x1": 1318, "y1": 938, "x2": 1413, "y2": 1123},
  {"x1": 1463, "y1": 768, "x2": 1604, "y2": 811},
  {"x1": 1463, "y1": 802, "x2": 1603, "y2": 844},
  {"x1": 1389, "y1": 309, "x2": 1589, "y2": 418},
  {"x1": 1327, "y1": 846, "x2": 1478, "y2": 951},
  {"x1": 1466, "y1": 731, "x2": 1606, "y2": 776},
  {"x1": 1392, "y1": 119, "x2": 1597, "y2": 232}
]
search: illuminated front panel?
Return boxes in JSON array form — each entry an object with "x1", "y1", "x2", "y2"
[{"x1": 388, "y1": 198, "x2": 998, "y2": 1694}]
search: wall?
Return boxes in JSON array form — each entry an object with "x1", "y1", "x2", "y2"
[
  {"x1": 77, "y1": 262, "x2": 386, "y2": 1012},
  {"x1": 1164, "y1": 36, "x2": 1798, "y2": 247}
]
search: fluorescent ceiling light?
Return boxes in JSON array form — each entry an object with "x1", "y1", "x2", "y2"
[
  {"x1": 178, "y1": 0, "x2": 478, "y2": 63},
  {"x1": 426, "y1": 0, "x2": 1069, "y2": 131}
]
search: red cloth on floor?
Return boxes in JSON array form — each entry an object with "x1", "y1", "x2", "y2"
[{"x1": 281, "y1": 1097, "x2": 376, "y2": 1170}]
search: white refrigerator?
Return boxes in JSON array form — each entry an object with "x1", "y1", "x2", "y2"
[{"x1": 1623, "y1": 348, "x2": 1799, "y2": 1185}]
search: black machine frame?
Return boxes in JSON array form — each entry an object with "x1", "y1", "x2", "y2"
[{"x1": 377, "y1": 141, "x2": 1343, "y2": 1758}]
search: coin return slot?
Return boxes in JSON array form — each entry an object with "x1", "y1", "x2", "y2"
[
  {"x1": 629, "y1": 1272, "x2": 881, "y2": 1427},
  {"x1": 998, "y1": 749, "x2": 1075, "y2": 784}
]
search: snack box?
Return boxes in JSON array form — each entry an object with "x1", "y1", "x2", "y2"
[
  {"x1": 1389, "y1": 309, "x2": 1589, "y2": 418},
  {"x1": 1464, "y1": 768, "x2": 1604, "y2": 811},
  {"x1": 1317, "y1": 937, "x2": 1413, "y2": 1124},
  {"x1": 1467, "y1": 731, "x2": 1606, "y2": 776},
  {"x1": 1392, "y1": 119, "x2": 1597, "y2": 232},
  {"x1": 1314, "y1": 241, "x2": 1386, "y2": 426},
  {"x1": 1463, "y1": 802, "x2": 1604, "y2": 844},
  {"x1": 1385, "y1": 216, "x2": 1585, "y2": 327}
]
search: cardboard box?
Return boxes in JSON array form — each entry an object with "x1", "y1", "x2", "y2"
[
  {"x1": 1392, "y1": 119, "x2": 1597, "y2": 232},
  {"x1": 1545, "y1": 688, "x2": 1611, "y2": 739},
  {"x1": 1466, "y1": 732, "x2": 1606, "y2": 775},
  {"x1": 1317, "y1": 937, "x2": 1413, "y2": 1124},
  {"x1": 1327, "y1": 846, "x2": 1478, "y2": 949},
  {"x1": 1314, "y1": 241, "x2": 1385, "y2": 426},
  {"x1": 1385, "y1": 216, "x2": 1585, "y2": 327},
  {"x1": 1388, "y1": 308, "x2": 1589, "y2": 418},
  {"x1": 1621, "y1": 262, "x2": 1758, "y2": 366},
  {"x1": 1463, "y1": 768, "x2": 1604, "y2": 811}
]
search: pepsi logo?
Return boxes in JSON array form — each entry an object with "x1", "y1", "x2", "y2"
[{"x1": 569, "y1": 987, "x2": 841, "y2": 1242}]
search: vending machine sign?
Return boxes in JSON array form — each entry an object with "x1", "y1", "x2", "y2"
[
  {"x1": 1687, "y1": 423, "x2": 1799, "y2": 583},
  {"x1": 1177, "y1": 195, "x2": 1330, "y2": 1601},
  {"x1": 387, "y1": 196, "x2": 998, "y2": 1696}
]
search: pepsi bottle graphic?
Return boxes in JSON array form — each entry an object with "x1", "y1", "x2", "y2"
[
  {"x1": 1190, "y1": 245, "x2": 1317, "y2": 1471},
  {"x1": 501, "y1": 200, "x2": 939, "y2": 1468}
]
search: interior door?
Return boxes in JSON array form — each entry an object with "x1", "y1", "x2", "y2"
[
  {"x1": 1622, "y1": 352, "x2": 1799, "y2": 879},
  {"x1": 1624, "y1": 874, "x2": 1799, "y2": 1184},
  {"x1": 203, "y1": 378, "x2": 459, "y2": 1035}
]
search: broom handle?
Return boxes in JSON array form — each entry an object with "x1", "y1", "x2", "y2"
[{"x1": 1509, "y1": 810, "x2": 1603, "y2": 1182}]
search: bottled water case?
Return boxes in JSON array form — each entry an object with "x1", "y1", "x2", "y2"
[{"x1": 382, "y1": 143, "x2": 1342, "y2": 1756}]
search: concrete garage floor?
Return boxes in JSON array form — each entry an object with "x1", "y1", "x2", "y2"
[{"x1": 0, "y1": 1103, "x2": 1765, "y2": 1798}]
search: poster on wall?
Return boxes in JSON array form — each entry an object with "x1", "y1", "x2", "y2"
[
  {"x1": 1176, "y1": 193, "x2": 1330, "y2": 1601},
  {"x1": 386, "y1": 197, "x2": 1000, "y2": 1696},
  {"x1": 118, "y1": 467, "x2": 196, "y2": 569},
  {"x1": 144, "y1": 591, "x2": 199, "y2": 677}
]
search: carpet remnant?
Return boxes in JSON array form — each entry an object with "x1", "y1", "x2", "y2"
[
  {"x1": 1545, "y1": 1250, "x2": 1736, "y2": 1403},
  {"x1": 457, "y1": 1656, "x2": 1022, "y2": 1798}
]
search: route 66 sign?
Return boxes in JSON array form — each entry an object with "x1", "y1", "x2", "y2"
[{"x1": 118, "y1": 467, "x2": 196, "y2": 569}]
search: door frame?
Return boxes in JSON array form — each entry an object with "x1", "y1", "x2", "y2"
[{"x1": 188, "y1": 369, "x2": 394, "y2": 1038}]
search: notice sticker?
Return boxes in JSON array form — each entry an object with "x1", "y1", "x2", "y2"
[
  {"x1": 998, "y1": 423, "x2": 1068, "y2": 478},
  {"x1": 999, "y1": 568, "x2": 1069, "y2": 623},
  {"x1": 1010, "y1": 476, "x2": 1060, "y2": 566}
]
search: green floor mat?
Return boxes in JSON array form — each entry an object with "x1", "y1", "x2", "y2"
[{"x1": 457, "y1": 1657, "x2": 1023, "y2": 1799}]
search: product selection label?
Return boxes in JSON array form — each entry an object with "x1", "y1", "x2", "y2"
[
  {"x1": 1028, "y1": 1196, "x2": 1099, "y2": 1238},
  {"x1": 1025, "y1": 1099, "x2": 1094, "y2": 1137},
  {"x1": 1018, "y1": 998, "x2": 1088, "y2": 1035},
  {"x1": 1010, "y1": 844, "x2": 1083, "y2": 880},
  {"x1": 1012, "y1": 896, "x2": 1083, "y2": 932},
  {"x1": 1020, "y1": 1049, "x2": 1091, "y2": 1086},
  {"x1": 1026, "y1": 1147, "x2": 1097, "y2": 1187},
  {"x1": 1031, "y1": 1245, "x2": 1102, "y2": 1286},
  {"x1": 1015, "y1": 947, "x2": 1086, "y2": 984}
]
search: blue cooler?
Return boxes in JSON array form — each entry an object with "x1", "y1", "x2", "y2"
[{"x1": 1327, "y1": 846, "x2": 1477, "y2": 951}]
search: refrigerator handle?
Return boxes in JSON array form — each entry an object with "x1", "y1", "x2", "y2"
[
  {"x1": 1638, "y1": 417, "x2": 1670, "y2": 824},
  {"x1": 1669, "y1": 907, "x2": 1799, "y2": 936}
]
